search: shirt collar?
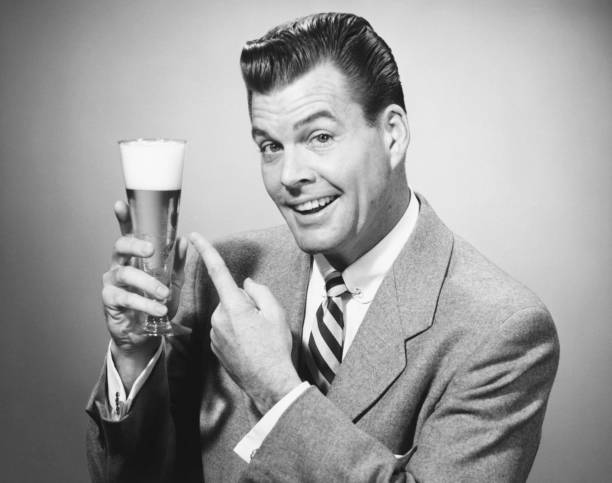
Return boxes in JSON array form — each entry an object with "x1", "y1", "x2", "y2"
[{"x1": 314, "y1": 188, "x2": 420, "y2": 303}]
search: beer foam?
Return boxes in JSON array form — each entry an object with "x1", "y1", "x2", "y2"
[{"x1": 119, "y1": 139, "x2": 185, "y2": 190}]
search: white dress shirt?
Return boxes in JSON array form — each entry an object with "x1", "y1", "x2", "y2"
[
  {"x1": 106, "y1": 338, "x2": 164, "y2": 418},
  {"x1": 107, "y1": 189, "x2": 420, "y2": 463}
]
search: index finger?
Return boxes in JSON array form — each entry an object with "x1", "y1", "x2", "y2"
[{"x1": 188, "y1": 232, "x2": 246, "y2": 307}]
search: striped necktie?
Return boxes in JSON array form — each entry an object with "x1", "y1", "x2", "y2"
[{"x1": 306, "y1": 270, "x2": 348, "y2": 394}]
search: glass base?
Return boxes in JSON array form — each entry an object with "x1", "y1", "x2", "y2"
[
  {"x1": 141, "y1": 316, "x2": 174, "y2": 336},
  {"x1": 139, "y1": 316, "x2": 192, "y2": 337}
]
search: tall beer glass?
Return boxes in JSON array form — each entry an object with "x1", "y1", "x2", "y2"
[{"x1": 119, "y1": 138, "x2": 185, "y2": 336}]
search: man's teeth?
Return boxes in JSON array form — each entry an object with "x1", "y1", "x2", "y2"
[{"x1": 295, "y1": 196, "x2": 336, "y2": 213}]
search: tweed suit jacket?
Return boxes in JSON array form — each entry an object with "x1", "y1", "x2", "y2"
[{"x1": 86, "y1": 194, "x2": 559, "y2": 482}]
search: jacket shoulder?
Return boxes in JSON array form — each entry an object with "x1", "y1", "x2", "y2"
[
  {"x1": 441, "y1": 234, "x2": 555, "y2": 332},
  {"x1": 432, "y1": 234, "x2": 559, "y2": 391}
]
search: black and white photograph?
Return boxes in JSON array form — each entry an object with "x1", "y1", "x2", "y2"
[{"x1": 1, "y1": 1, "x2": 610, "y2": 481}]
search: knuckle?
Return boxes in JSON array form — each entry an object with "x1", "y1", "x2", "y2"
[
  {"x1": 211, "y1": 306, "x2": 227, "y2": 327},
  {"x1": 117, "y1": 291, "x2": 131, "y2": 307},
  {"x1": 127, "y1": 293, "x2": 141, "y2": 309},
  {"x1": 211, "y1": 311, "x2": 220, "y2": 327},
  {"x1": 101, "y1": 285, "x2": 113, "y2": 302},
  {"x1": 112, "y1": 291, "x2": 124, "y2": 306},
  {"x1": 114, "y1": 291, "x2": 125, "y2": 306},
  {"x1": 114, "y1": 266, "x2": 126, "y2": 284},
  {"x1": 230, "y1": 304, "x2": 251, "y2": 318},
  {"x1": 113, "y1": 237, "x2": 125, "y2": 253}
]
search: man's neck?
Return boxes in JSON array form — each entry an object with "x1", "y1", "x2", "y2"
[{"x1": 324, "y1": 189, "x2": 412, "y2": 271}]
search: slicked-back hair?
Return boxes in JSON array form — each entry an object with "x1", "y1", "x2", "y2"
[{"x1": 240, "y1": 12, "x2": 405, "y2": 124}]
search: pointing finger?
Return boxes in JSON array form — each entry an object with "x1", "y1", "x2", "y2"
[{"x1": 188, "y1": 232, "x2": 245, "y2": 307}]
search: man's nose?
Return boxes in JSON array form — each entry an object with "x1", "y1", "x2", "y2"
[{"x1": 280, "y1": 148, "x2": 315, "y2": 190}]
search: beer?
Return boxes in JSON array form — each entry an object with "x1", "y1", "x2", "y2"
[
  {"x1": 119, "y1": 138, "x2": 186, "y2": 335},
  {"x1": 126, "y1": 188, "x2": 181, "y2": 285}
]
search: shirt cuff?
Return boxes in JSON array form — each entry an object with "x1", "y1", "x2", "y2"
[
  {"x1": 233, "y1": 381, "x2": 310, "y2": 463},
  {"x1": 106, "y1": 339, "x2": 164, "y2": 420}
]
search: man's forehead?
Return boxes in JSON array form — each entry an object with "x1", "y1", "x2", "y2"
[
  {"x1": 250, "y1": 64, "x2": 356, "y2": 131},
  {"x1": 251, "y1": 92, "x2": 340, "y2": 123}
]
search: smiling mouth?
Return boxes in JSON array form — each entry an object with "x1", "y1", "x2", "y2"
[{"x1": 291, "y1": 195, "x2": 339, "y2": 215}]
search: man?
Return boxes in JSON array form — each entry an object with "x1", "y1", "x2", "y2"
[{"x1": 87, "y1": 12, "x2": 559, "y2": 482}]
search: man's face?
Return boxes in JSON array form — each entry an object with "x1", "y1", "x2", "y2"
[{"x1": 250, "y1": 63, "x2": 397, "y2": 267}]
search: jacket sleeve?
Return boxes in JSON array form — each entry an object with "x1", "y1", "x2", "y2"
[
  {"x1": 240, "y1": 306, "x2": 560, "y2": 483},
  {"x1": 85, "y1": 248, "x2": 207, "y2": 483}
]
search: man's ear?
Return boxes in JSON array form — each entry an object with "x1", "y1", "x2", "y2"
[{"x1": 379, "y1": 104, "x2": 410, "y2": 169}]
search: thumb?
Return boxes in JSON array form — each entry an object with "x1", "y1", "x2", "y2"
[
  {"x1": 243, "y1": 277, "x2": 283, "y2": 320},
  {"x1": 113, "y1": 200, "x2": 133, "y2": 236}
]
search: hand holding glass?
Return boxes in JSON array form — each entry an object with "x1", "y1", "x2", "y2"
[{"x1": 119, "y1": 138, "x2": 186, "y2": 336}]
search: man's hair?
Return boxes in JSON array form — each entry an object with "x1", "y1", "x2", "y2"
[{"x1": 240, "y1": 12, "x2": 405, "y2": 124}]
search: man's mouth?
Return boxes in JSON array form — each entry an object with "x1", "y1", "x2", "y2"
[{"x1": 291, "y1": 196, "x2": 339, "y2": 215}]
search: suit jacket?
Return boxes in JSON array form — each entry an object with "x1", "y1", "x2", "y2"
[{"x1": 86, "y1": 194, "x2": 559, "y2": 482}]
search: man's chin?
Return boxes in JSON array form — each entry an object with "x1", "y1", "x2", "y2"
[
  {"x1": 287, "y1": 224, "x2": 354, "y2": 267},
  {"x1": 282, "y1": 213, "x2": 346, "y2": 255},
  {"x1": 294, "y1": 238, "x2": 332, "y2": 255},
  {"x1": 289, "y1": 229, "x2": 337, "y2": 256}
]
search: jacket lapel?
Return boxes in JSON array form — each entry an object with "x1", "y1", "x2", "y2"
[
  {"x1": 262, "y1": 231, "x2": 312, "y2": 369},
  {"x1": 285, "y1": 249, "x2": 312, "y2": 368},
  {"x1": 328, "y1": 195, "x2": 454, "y2": 421}
]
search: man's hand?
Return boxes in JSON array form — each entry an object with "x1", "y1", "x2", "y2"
[
  {"x1": 189, "y1": 232, "x2": 302, "y2": 414},
  {"x1": 101, "y1": 200, "x2": 187, "y2": 389}
]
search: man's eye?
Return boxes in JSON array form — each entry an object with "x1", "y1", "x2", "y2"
[
  {"x1": 260, "y1": 142, "x2": 282, "y2": 154},
  {"x1": 312, "y1": 133, "x2": 332, "y2": 144}
]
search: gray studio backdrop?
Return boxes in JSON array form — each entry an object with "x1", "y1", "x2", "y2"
[{"x1": 1, "y1": 1, "x2": 610, "y2": 481}]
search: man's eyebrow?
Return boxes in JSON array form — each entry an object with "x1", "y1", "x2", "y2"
[
  {"x1": 251, "y1": 127, "x2": 269, "y2": 140},
  {"x1": 250, "y1": 110, "x2": 337, "y2": 140},
  {"x1": 293, "y1": 110, "x2": 336, "y2": 131}
]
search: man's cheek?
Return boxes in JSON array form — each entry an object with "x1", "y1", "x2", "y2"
[{"x1": 261, "y1": 180, "x2": 277, "y2": 201}]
